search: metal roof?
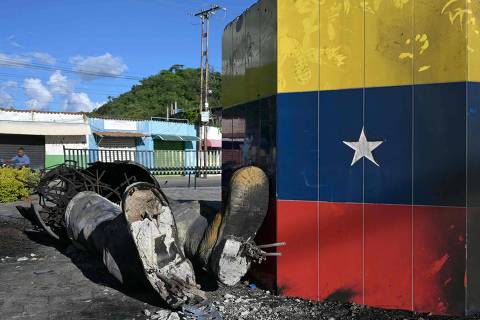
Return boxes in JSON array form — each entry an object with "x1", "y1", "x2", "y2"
[{"x1": 93, "y1": 131, "x2": 145, "y2": 138}]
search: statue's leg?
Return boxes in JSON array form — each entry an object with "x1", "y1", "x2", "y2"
[
  {"x1": 64, "y1": 191, "x2": 147, "y2": 288},
  {"x1": 210, "y1": 166, "x2": 269, "y2": 285},
  {"x1": 186, "y1": 166, "x2": 270, "y2": 286},
  {"x1": 64, "y1": 183, "x2": 205, "y2": 309},
  {"x1": 122, "y1": 183, "x2": 206, "y2": 308}
]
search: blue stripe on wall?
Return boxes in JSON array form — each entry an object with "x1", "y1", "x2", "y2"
[
  {"x1": 277, "y1": 91, "x2": 319, "y2": 202},
  {"x1": 277, "y1": 82, "x2": 468, "y2": 207},
  {"x1": 413, "y1": 82, "x2": 466, "y2": 206},
  {"x1": 364, "y1": 85, "x2": 412, "y2": 205},
  {"x1": 318, "y1": 88, "x2": 364, "y2": 203}
]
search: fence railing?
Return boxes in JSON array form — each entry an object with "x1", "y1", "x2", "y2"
[{"x1": 63, "y1": 147, "x2": 221, "y2": 175}]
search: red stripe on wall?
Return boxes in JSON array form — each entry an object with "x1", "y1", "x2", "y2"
[
  {"x1": 276, "y1": 200, "x2": 466, "y2": 315},
  {"x1": 364, "y1": 204, "x2": 412, "y2": 310},
  {"x1": 319, "y1": 202, "x2": 363, "y2": 303},
  {"x1": 413, "y1": 206, "x2": 466, "y2": 315},
  {"x1": 277, "y1": 200, "x2": 318, "y2": 299}
]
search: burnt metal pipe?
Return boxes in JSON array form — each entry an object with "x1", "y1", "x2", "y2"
[{"x1": 64, "y1": 183, "x2": 205, "y2": 308}]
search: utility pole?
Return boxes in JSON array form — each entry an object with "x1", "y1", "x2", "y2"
[{"x1": 192, "y1": 4, "x2": 222, "y2": 177}]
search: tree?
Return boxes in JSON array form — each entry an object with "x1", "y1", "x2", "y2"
[{"x1": 91, "y1": 65, "x2": 221, "y2": 121}]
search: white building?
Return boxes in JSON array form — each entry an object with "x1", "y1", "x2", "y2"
[{"x1": 0, "y1": 109, "x2": 91, "y2": 169}]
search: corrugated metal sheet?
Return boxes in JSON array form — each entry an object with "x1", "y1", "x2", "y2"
[
  {"x1": 93, "y1": 131, "x2": 145, "y2": 138},
  {"x1": 97, "y1": 137, "x2": 136, "y2": 149}
]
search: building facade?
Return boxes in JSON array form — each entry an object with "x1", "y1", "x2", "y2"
[
  {"x1": 147, "y1": 120, "x2": 198, "y2": 169},
  {"x1": 87, "y1": 117, "x2": 149, "y2": 164},
  {"x1": 0, "y1": 109, "x2": 217, "y2": 171},
  {"x1": 0, "y1": 109, "x2": 90, "y2": 169}
]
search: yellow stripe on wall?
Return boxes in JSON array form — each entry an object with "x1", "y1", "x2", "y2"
[
  {"x1": 365, "y1": 0, "x2": 413, "y2": 88},
  {"x1": 222, "y1": 0, "x2": 479, "y2": 107},
  {"x1": 469, "y1": 0, "x2": 480, "y2": 83},
  {"x1": 414, "y1": 0, "x2": 467, "y2": 85},
  {"x1": 277, "y1": 0, "x2": 473, "y2": 94},
  {"x1": 318, "y1": 0, "x2": 364, "y2": 91},
  {"x1": 277, "y1": 0, "x2": 320, "y2": 93}
]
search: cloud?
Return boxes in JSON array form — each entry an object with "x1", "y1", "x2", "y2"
[
  {"x1": 19, "y1": 70, "x2": 104, "y2": 112},
  {"x1": 10, "y1": 41, "x2": 23, "y2": 48},
  {"x1": 7, "y1": 35, "x2": 23, "y2": 48},
  {"x1": 69, "y1": 53, "x2": 127, "y2": 80},
  {"x1": 48, "y1": 70, "x2": 71, "y2": 95},
  {"x1": 32, "y1": 52, "x2": 56, "y2": 65},
  {"x1": 0, "y1": 81, "x2": 18, "y2": 107},
  {"x1": 63, "y1": 92, "x2": 104, "y2": 112},
  {"x1": 0, "y1": 91, "x2": 14, "y2": 107},
  {"x1": 0, "y1": 53, "x2": 31, "y2": 67},
  {"x1": 46, "y1": 70, "x2": 104, "y2": 112},
  {"x1": 0, "y1": 51, "x2": 56, "y2": 67},
  {"x1": 23, "y1": 78, "x2": 53, "y2": 110},
  {"x1": 1, "y1": 80, "x2": 18, "y2": 89}
]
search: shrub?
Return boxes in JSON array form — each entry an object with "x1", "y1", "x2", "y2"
[{"x1": 0, "y1": 167, "x2": 40, "y2": 203}]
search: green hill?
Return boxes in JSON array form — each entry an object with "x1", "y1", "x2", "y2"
[{"x1": 92, "y1": 65, "x2": 221, "y2": 122}]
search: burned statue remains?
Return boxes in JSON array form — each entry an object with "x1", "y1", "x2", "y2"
[{"x1": 17, "y1": 161, "x2": 280, "y2": 315}]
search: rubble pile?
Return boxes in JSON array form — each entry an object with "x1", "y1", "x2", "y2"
[
  {"x1": 136, "y1": 282, "x2": 472, "y2": 320},
  {"x1": 136, "y1": 282, "x2": 473, "y2": 320},
  {"x1": 143, "y1": 309, "x2": 180, "y2": 320},
  {"x1": 206, "y1": 284, "x2": 464, "y2": 320}
]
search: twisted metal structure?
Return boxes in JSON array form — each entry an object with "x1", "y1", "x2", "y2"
[{"x1": 31, "y1": 161, "x2": 158, "y2": 240}]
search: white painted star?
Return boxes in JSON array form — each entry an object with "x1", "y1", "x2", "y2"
[{"x1": 343, "y1": 127, "x2": 384, "y2": 167}]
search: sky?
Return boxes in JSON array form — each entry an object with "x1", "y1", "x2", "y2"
[{"x1": 0, "y1": 0, "x2": 256, "y2": 112}]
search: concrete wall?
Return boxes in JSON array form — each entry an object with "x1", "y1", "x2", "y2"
[
  {"x1": 87, "y1": 118, "x2": 149, "y2": 150},
  {"x1": 45, "y1": 135, "x2": 88, "y2": 167}
]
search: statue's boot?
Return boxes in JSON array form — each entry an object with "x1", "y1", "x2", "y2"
[
  {"x1": 64, "y1": 182, "x2": 205, "y2": 309},
  {"x1": 173, "y1": 166, "x2": 269, "y2": 286}
]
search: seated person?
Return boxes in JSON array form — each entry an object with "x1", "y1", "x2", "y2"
[{"x1": 6, "y1": 147, "x2": 31, "y2": 168}]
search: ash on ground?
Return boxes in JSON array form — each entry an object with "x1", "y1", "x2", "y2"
[
  {"x1": 207, "y1": 284, "x2": 472, "y2": 320},
  {"x1": 136, "y1": 283, "x2": 478, "y2": 320}
]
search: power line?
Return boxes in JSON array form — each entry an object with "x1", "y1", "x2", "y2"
[
  {"x1": 0, "y1": 74, "x2": 131, "y2": 97},
  {"x1": 0, "y1": 57, "x2": 145, "y2": 81},
  {"x1": 0, "y1": 51, "x2": 148, "y2": 78},
  {"x1": 0, "y1": 83, "x2": 125, "y2": 97},
  {"x1": 0, "y1": 72, "x2": 137, "y2": 90}
]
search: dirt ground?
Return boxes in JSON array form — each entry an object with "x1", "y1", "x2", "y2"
[{"x1": 0, "y1": 189, "x2": 478, "y2": 320}]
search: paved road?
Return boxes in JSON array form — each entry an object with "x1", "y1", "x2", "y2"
[
  {"x1": 0, "y1": 187, "x2": 220, "y2": 320},
  {"x1": 156, "y1": 174, "x2": 221, "y2": 189}
]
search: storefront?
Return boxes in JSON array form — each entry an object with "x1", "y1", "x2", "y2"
[
  {"x1": 148, "y1": 121, "x2": 198, "y2": 169},
  {"x1": 87, "y1": 118, "x2": 148, "y2": 163},
  {"x1": 0, "y1": 109, "x2": 90, "y2": 169}
]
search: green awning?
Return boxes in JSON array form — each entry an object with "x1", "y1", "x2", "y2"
[{"x1": 153, "y1": 134, "x2": 199, "y2": 141}]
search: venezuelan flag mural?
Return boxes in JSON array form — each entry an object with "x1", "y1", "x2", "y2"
[{"x1": 221, "y1": 0, "x2": 480, "y2": 315}]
